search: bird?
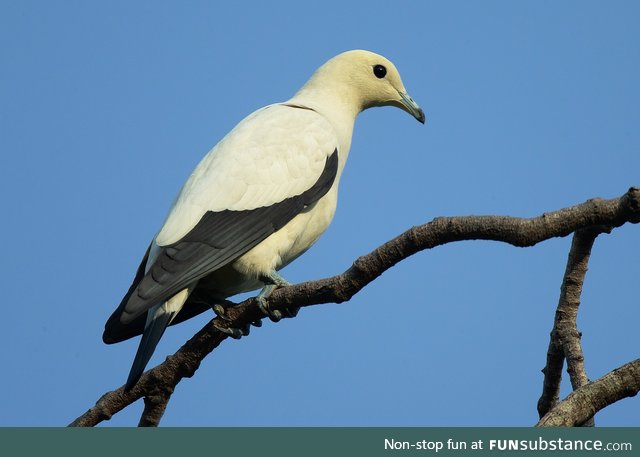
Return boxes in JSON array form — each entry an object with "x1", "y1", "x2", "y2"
[{"x1": 103, "y1": 49, "x2": 425, "y2": 389}]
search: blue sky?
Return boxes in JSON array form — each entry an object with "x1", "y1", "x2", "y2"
[{"x1": 1, "y1": 1, "x2": 639, "y2": 426}]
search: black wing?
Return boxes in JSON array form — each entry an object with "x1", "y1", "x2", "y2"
[{"x1": 103, "y1": 150, "x2": 338, "y2": 340}]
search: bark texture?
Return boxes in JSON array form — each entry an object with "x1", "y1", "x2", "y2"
[
  {"x1": 537, "y1": 226, "x2": 610, "y2": 426},
  {"x1": 537, "y1": 359, "x2": 640, "y2": 427},
  {"x1": 70, "y1": 188, "x2": 640, "y2": 427}
]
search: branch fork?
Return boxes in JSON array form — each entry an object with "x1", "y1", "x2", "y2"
[{"x1": 71, "y1": 188, "x2": 640, "y2": 427}]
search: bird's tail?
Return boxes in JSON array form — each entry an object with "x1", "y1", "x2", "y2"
[{"x1": 125, "y1": 288, "x2": 191, "y2": 389}]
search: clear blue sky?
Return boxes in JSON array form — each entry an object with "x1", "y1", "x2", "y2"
[{"x1": 1, "y1": 1, "x2": 638, "y2": 426}]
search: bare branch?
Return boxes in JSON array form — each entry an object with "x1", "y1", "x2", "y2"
[
  {"x1": 70, "y1": 187, "x2": 640, "y2": 427},
  {"x1": 138, "y1": 382, "x2": 174, "y2": 426},
  {"x1": 69, "y1": 328, "x2": 227, "y2": 427},
  {"x1": 537, "y1": 340, "x2": 564, "y2": 423},
  {"x1": 537, "y1": 358, "x2": 640, "y2": 427},
  {"x1": 537, "y1": 226, "x2": 610, "y2": 426}
]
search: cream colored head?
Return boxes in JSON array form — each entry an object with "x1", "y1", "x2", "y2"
[{"x1": 292, "y1": 50, "x2": 425, "y2": 123}]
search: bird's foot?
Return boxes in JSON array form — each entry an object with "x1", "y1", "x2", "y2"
[
  {"x1": 257, "y1": 284, "x2": 282, "y2": 322},
  {"x1": 213, "y1": 320, "x2": 250, "y2": 339},
  {"x1": 211, "y1": 299, "x2": 238, "y2": 321},
  {"x1": 211, "y1": 299, "x2": 261, "y2": 339},
  {"x1": 256, "y1": 272, "x2": 300, "y2": 321},
  {"x1": 283, "y1": 306, "x2": 300, "y2": 318},
  {"x1": 258, "y1": 299, "x2": 300, "y2": 321}
]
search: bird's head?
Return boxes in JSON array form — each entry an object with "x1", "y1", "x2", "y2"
[{"x1": 294, "y1": 49, "x2": 425, "y2": 124}]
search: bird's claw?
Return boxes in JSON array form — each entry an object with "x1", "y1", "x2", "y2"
[
  {"x1": 213, "y1": 320, "x2": 251, "y2": 339},
  {"x1": 212, "y1": 303, "x2": 230, "y2": 320},
  {"x1": 281, "y1": 306, "x2": 300, "y2": 318},
  {"x1": 212, "y1": 298, "x2": 266, "y2": 336},
  {"x1": 257, "y1": 296, "x2": 283, "y2": 322},
  {"x1": 211, "y1": 299, "x2": 238, "y2": 321},
  {"x1": 257, "y1": 296, "x2": 300, "y2": 322},
  {"x1": 255, "y1": 271, "x2": 300, "y2": 322}
]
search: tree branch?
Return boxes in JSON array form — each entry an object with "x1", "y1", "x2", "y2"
[
  {"x1": 70, "y1": 187, "x2": 640, "y2": 427},
  {"x1": 537, "y1": 358, "x2": 640, "y2": 427},
  {"x1": 537, "y1": 226, "x2": 610, "y2": 426},
  {"x1": 138, "y1": 382, "x2": 174, "y2": 427}
]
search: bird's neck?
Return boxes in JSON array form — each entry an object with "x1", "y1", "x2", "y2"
[
  {"x1": 287, "y1": 85, "x2": 359, "y2": 174},
  {"x1": 289, "y1": 82, "x2": 361, "y2": 125}
]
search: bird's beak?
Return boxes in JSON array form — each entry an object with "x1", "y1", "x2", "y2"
[{"x1": 398, "y1": 91, "x2": 426, "y2": 124}]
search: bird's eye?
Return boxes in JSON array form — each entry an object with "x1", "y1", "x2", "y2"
[{"x1": 373, "y1": 64, "x2": 387, "y2": 79}]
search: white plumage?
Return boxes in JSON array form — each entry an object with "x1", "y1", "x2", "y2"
[
  {"x1": 104, "y1": 50, "x2": 425, "y2": 388},
  {"x1": 155, "y1": 105, "x2": 336, "y2": 245}
]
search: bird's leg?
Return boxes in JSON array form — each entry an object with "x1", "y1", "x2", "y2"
[
  {"x1": 256, "y1": 271, "x2": 299, "y2": 322},
  {"x1": 258, "y1": 270, "x2": 290, "y2": 287},
  {"x1": 213, "y1": 269, "x2": 298, "y2": 336},
  {"x1": 256, "y1": 284, "x2": 281, "y2": 322}
]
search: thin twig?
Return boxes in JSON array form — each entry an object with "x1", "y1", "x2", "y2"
[{"x1": 70, "y1": 188, "x2": 640, "y2": 427}]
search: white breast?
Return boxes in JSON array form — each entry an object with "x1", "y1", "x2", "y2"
[{"x1": 231, "y1": 185, "x2": 339, "y2": 278}]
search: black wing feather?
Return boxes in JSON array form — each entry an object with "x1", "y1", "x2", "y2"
[{"x1": 106, "y1": 150, "x2": 338, "y2": 330}]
